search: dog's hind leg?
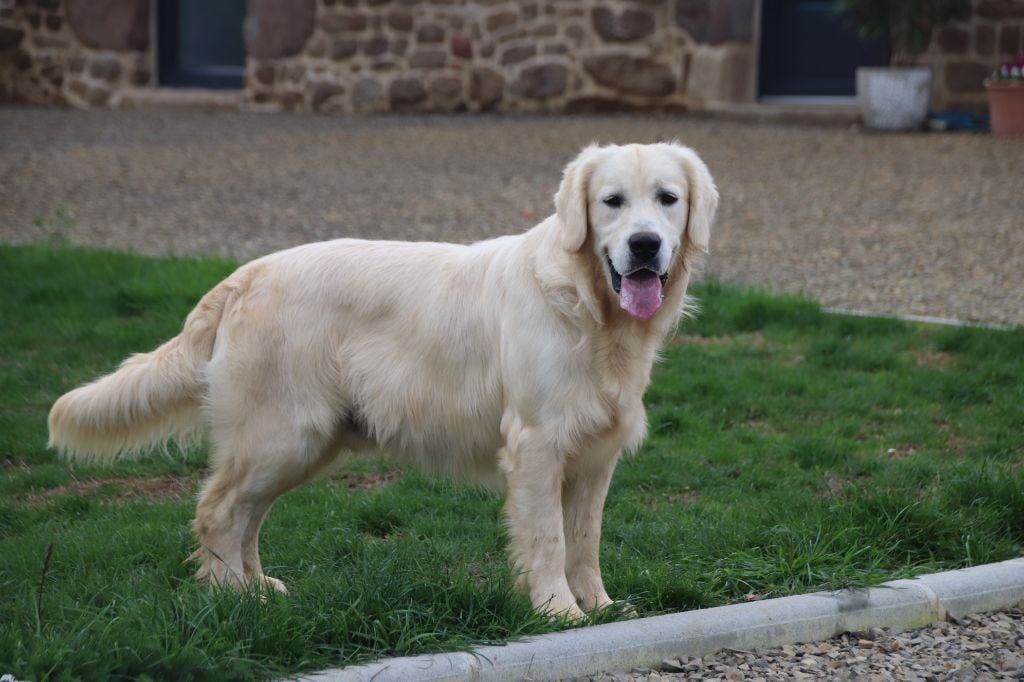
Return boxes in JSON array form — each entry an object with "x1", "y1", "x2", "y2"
[{"x1": 191, "y1": 413, "x2": 343, "y2": 594}]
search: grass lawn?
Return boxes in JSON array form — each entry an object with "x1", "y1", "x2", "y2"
[{"x1": 1, "y1": 243, "x2": 1022, "y2": 681}]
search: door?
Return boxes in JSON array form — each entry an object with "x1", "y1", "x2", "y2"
[
  {"x1": 759, "y1": 0, "x2": 888, "y2": 97},
  {"x1": 158, "y1": 0, "x2": 246, "y2": 89}
]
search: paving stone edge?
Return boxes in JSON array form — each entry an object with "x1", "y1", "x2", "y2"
[{"x1": 298, "y1": 558, "x2": 1024, "y2": 682}]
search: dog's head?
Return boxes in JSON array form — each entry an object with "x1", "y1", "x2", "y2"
[{"x1": 554, "y1": 142, "x2": 718, "y2": 322}]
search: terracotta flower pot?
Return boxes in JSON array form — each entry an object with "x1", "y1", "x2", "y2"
[{"x1": 985, "y1": 80, "x2": 1024, "y2": 137}]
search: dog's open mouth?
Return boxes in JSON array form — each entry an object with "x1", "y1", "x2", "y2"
[{"x1": 607, "y1": 257, "x2": 668, "y2": 321}]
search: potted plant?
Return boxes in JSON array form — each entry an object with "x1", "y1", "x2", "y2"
[
  {"x1": 836, "y1": 0, "x2": 969, "y2": 131},
  {"x1": 985, "y1": 55, "x2": 1024, "y2": 137}
]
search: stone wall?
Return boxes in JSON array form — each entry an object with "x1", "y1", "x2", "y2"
[
  {"x1": 0, "y1": 0, "x2": 152, "y2": 106},
  {"x1": 0, "y1": 0, "x2": 756, "y2": 112},
  {"x1": 926, "y1": 0, "x2": 1024, "y2": 112},
  {"x1": 2, "y1": 0, "x2": 1020, "y2": 115},
  {"x1": 243, "y1": 0, "x2": 756, "y2": 114}
]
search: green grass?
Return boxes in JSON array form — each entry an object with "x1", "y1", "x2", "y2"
[{"x1": 1, "y1": 243, "x2": 1022, "y2": 680}]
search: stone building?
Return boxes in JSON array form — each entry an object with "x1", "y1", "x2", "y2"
[{"x1": 1, "y1": 0, "x2": 1021, "y2": 115}]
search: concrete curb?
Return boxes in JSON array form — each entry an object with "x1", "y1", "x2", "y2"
[{"x1": 301, "y1": 558, "x2": 1024, "y2": 682}]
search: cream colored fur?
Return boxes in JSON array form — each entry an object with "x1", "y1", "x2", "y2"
[{"x1": 48, "y1": 142, "x2": 718, "y2": 620}]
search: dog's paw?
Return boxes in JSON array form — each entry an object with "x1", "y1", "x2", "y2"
[
  {"x1": 607, "y1": 600, "x2": 639, "y2": 619},
  {"x1": 579, "y1": 597, "x2": 638, "y2": 623},
  {"x1": 570, "y1": 584, "x2": 618, "y2": 613},
  {"x1": 553, "y1": 602, "x2": 588, "y2": 624},
  {"x1": 258, "y1": 574, "x2": 289, "y2": 595},
  {"x1": 537, "y1": 596, "x2": 587, "y2": 623}
]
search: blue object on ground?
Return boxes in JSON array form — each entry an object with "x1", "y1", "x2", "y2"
[{"x1": 927, "y1": 111, "x2": 991, "y2": 132}]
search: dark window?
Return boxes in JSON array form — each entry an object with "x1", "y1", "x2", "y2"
[
  {"x1": 759, "y1": 0, "x2": 887, "y2": 97},
  {"x1": 158, "y1": 0, "x2": 246, "y2": 89}
]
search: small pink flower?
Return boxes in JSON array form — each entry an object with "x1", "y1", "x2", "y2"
[{"x1": 992, "y1": 55, "x2": 1024, "y2": 83}]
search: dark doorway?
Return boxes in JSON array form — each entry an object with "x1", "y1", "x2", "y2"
[
  {"x1": 759, "y1": 0, "x2": 888, "y2": 97},
  {"x1": 158, "y1": 0, "x2": 246, "y2": 89}
]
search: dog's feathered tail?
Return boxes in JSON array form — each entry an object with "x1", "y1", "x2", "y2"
[{"x1": 48, "y1": 281, "x2": 232, "y2": 462}]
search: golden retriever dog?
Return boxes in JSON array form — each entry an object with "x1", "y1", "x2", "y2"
[{"x1": 48, "y1": 142, "x2": 717, "y2": 621}]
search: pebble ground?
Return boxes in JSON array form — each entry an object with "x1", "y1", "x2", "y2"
[
  {"x1": 590, "y1": 608, "x2": 1024, "y2": 681},
  {"x1": 2, "y1": 106, "x2": 1022, "y2": 325}
]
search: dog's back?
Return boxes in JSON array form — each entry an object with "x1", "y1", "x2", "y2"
[{"x1": 49, "y1": 236, "x2": 521, "y2": 476}]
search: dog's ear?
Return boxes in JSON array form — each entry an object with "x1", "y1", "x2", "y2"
[
  {"x1": 554, "y1": 145, "x2": 602, "y2": 252},
  {"x1": 670, "y1": 144, "x2": 719, "y2": 255}
]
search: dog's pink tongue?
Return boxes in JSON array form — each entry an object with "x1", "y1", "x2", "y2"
[{"x1": 619, "y1": 271, "x2": 663, "y2": 321}]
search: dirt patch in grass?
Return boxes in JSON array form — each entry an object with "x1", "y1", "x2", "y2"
[
  {"x1": 645, "y1": 491, "x2": 700, "y2": 511},
  {"x1": 20, "y1": 474, "x2": 200, "y2": 507},
  {"x1": 671, "y1": 334, "x2": 736, "y2": 347},
  {"x1": 741, "y1": 418, "x2": 777, "y2": 434},
  {"x1": 821, "y1": 474, "x2": 867, "y2": 497},
  {"x1": 933, "y1": 420, "x2": 982, "y2": 455},
  {"x1": 667, "y1": 491, "x2": 700, "y2": 506},
  {"x1": 327, "y1": 469, "x2": 403, "y2": 490},
  {"x1": 912, "y1": 349, "x2": 956, "y2": 369},
  {"x1": 886, "y1": 444, "x2": 919, "y2": 460},
  {"x1": 18, "y1": 468, "x2": 402, "y2": 508},
  {"x1": 823, "y1": 475, "x2": 849, "y2": 495},
  {"x1": 670, "y1": 332, "x2": 769, "y2": 349}
]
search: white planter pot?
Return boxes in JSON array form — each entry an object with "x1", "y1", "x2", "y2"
[{"x1": 856, "y1": 66, "x2": 933, "y2": 131}]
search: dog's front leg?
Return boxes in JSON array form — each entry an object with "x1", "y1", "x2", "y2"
[
  {"x1": 502, "y1": 429, "x2": 585, "y2": 622},
  {"x1": 563, "y1": 450, "x2": 618, "y2": 612}
]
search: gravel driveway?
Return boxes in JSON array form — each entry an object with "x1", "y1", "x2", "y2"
[
  {"x1": 1, "y1": 106, "x2": 1022, "y2": 326},
  {"x1": 601, "y1": 608, "x2": 1024, "y2": 681}
]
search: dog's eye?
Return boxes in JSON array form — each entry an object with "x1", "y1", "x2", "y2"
[
  {"x1": 657, "y1": 191, "x2": 678, "y2": 207},
  {"x1": 603, "y1": 195, "x2": 624, "y2": 209}
]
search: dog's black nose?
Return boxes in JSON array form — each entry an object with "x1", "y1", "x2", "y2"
[{"x1": 628, "y1": 232, "x2": 661, "y2": 260}]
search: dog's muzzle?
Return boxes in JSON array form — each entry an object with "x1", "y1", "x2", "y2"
[{"x1": 606, "y1": 256, "x2": 667, "y2": 322}]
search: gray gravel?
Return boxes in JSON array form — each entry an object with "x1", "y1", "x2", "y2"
[
  {"x1": 2, "y1": 106, "x2": 1022, "y2": 326},
  {"x1": 590, "y1": 608, "x2": 1024, "y2": 681}
]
